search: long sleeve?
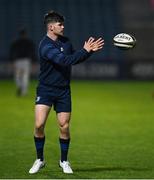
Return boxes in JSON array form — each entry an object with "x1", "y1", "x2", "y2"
[{"x1": 41, "y1": 44, "x2": 91, "y2": 66}]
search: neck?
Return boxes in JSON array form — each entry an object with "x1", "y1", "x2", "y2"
[{"x1": 47, "y1": 32, "x2": 58, "y2": 41}]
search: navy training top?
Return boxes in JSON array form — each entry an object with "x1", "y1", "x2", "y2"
[{"x1": 38, "y1": 35, "x2": 91, "y2": 87}]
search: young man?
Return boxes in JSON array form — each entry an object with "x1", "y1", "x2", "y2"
[{"x1": 29, "y1": 10, "x2": 104, "y2": 174}]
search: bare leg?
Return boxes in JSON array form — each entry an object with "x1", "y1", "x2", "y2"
[
  {"x1": 34, "y1": 104, "x2": 51, "y2": 137},
  {"x1": 34, "y1": 104, "x2": 51, "y2": 161},
  {"x1": 29, "y1": 104, "x2": 51, "y2": 174}
]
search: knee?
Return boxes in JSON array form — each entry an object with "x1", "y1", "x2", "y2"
[
  {"x1": 59, "y1": 119, "x2": 69, "y2": 131},
  {"x1": 35, "y1": 123, "x2": 45, "y2": 136},
  {"x1": 59, "y1": 121, "x2": 70, "y2": 139}
]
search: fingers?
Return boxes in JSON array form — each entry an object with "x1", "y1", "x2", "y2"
[
  {"x1": 86, "y1": 37, "x2": 104, "y2": 46},
  {"x1": 90, "y1": 38, "x2": 104, "y2": 51},
  {"x1": 93, "y1": 38, "x2": 104, "y2": 45},
  {"x1": 94, "y1": 40, "x2": 104, "y2": 47},
  {"x1": 87, "y1": 37, "x2": 95, "y2": 43},
  {"x1": 84, "y1": 36, "x2": 104, "y2": 52},
  {"x1": 92, "y1": 45, "x2": 103, "y2": 51},
  {"x1": 91, "y1": 39, "x2": 104, "y2": 48},
  {"x1": 95, "y1": 37, "x2": 103, "y2": 43},
  {"x1": 90, "y1": 38, "x2": 104, "y2": 45}
]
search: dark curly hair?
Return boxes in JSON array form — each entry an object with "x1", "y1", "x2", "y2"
[{"x1": 44, "y1": 10, "x2": 65, "y2": 27}]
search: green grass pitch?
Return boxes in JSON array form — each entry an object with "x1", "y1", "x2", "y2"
[{"x1": 0, "y1": 80, "x2": 154, "y2": 179}]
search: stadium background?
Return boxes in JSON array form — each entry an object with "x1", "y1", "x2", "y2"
[
  {"x1": 1, "y1": 0, "x2": 154, "y2": 179},
  {"x1": 0, "y1": 0, "x2": 154, "y2": 80}
]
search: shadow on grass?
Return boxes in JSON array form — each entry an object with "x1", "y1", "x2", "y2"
[
  {"x1": 74, "y1": 166, "x2": 151, "y2": 172},
  {"x1": 26, "y1": 166, "x2": 152, "y2": 179}
]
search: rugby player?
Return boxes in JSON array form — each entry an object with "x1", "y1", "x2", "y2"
[{"x1": 29, "y1": 10, "x2": 104, "y2": 174}]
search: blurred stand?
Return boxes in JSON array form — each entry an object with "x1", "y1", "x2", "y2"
[
  {"x1": 9, "y1": 28, "x2": 36, "y2": 96},
  {"x1": 150, "y1": 0, "x2": 154, "y2": 9},
  {"x1": 0, "y1": 0, "x2": 154, "y2": 81},
  {"x1": 150, "y1": 0, "x2": 154, "y2": 26}
]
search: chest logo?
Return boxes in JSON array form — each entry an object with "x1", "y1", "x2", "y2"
[{"x1": 60, "y1": 47, "x2": 64, "y2": 52}]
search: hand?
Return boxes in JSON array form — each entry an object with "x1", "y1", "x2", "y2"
[
  {"x1": 91, "y1": 38, "x2": 104, "y2": 51},
  {"x1": 83, "y1": 37, "x2": 104, "y2": 52},
  {"x1": 83, "y1": 37, "x2": 95, "y2": 52}
]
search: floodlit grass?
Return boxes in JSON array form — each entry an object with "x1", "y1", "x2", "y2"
[{"x1": 0, "y1": 80, "x2": 154, "y2": 179}]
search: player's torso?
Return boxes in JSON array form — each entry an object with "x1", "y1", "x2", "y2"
[{"x1": 38, "y1": 35, "x2": 73, "y2": 87}]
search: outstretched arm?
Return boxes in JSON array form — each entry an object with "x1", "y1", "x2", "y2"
[{"x1": 41, "y1": 37, "x2": 104, "y2": 66}]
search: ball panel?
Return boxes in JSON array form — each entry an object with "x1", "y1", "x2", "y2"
[
  {"x1": 113, "y1": 33, "x2": 134, "y2": 43},
  {"x1": 113, "y1": 42, "x2": 133, "y2": 48},
  {"x1": 113, "y1": 33, "x2": 136, "y2": 49}
]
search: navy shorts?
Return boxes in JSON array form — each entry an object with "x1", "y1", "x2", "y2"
[{"x1": 35, "y1": 85, "x2": 72, "y2": 113}]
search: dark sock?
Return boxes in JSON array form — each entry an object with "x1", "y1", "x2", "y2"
[
  {"x1": 34, "y1": 136, "x2": 45, "y2": 161},
  {"x1": 59, "y1": 138, "x2": 70, "y2": 162}
]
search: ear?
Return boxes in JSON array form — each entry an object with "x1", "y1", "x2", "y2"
[{"x1": 48, "y1": 24, "x2": 54, "y2": 31}]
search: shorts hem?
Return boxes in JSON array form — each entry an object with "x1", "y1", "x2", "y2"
[
  {"x1": 35, "y1": 102, "x2": 52, "y2": 107},
  {"x1": 55, "y1": 110, "x2": 72, "y2": 113}
]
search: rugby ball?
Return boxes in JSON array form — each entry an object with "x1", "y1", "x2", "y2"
[{"x1": 113, "y1": 33, "x2": 136, "y2": 49}]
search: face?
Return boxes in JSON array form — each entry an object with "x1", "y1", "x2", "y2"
[{"x1": 49, "y1": 22, "x2": 64, "y2": 36}]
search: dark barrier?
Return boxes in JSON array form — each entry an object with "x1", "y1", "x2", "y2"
[
  {"x1": 72, "y1": 60, "x2": 154, "y2": 80},
  {"x1": 1, "y1": 59, "x2": 154, "y2": 80}
]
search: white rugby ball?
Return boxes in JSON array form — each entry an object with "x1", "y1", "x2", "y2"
[{"x1": 113, "y1": 33, "x2": 136, "y2": 49}]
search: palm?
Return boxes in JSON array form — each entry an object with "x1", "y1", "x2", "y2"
[
  {"x1": 84, "y1": 37, "x2": 104, "y2": 52},
  {"x1": 91, "y1": 38, "x2": 104, "y2": 51}
]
